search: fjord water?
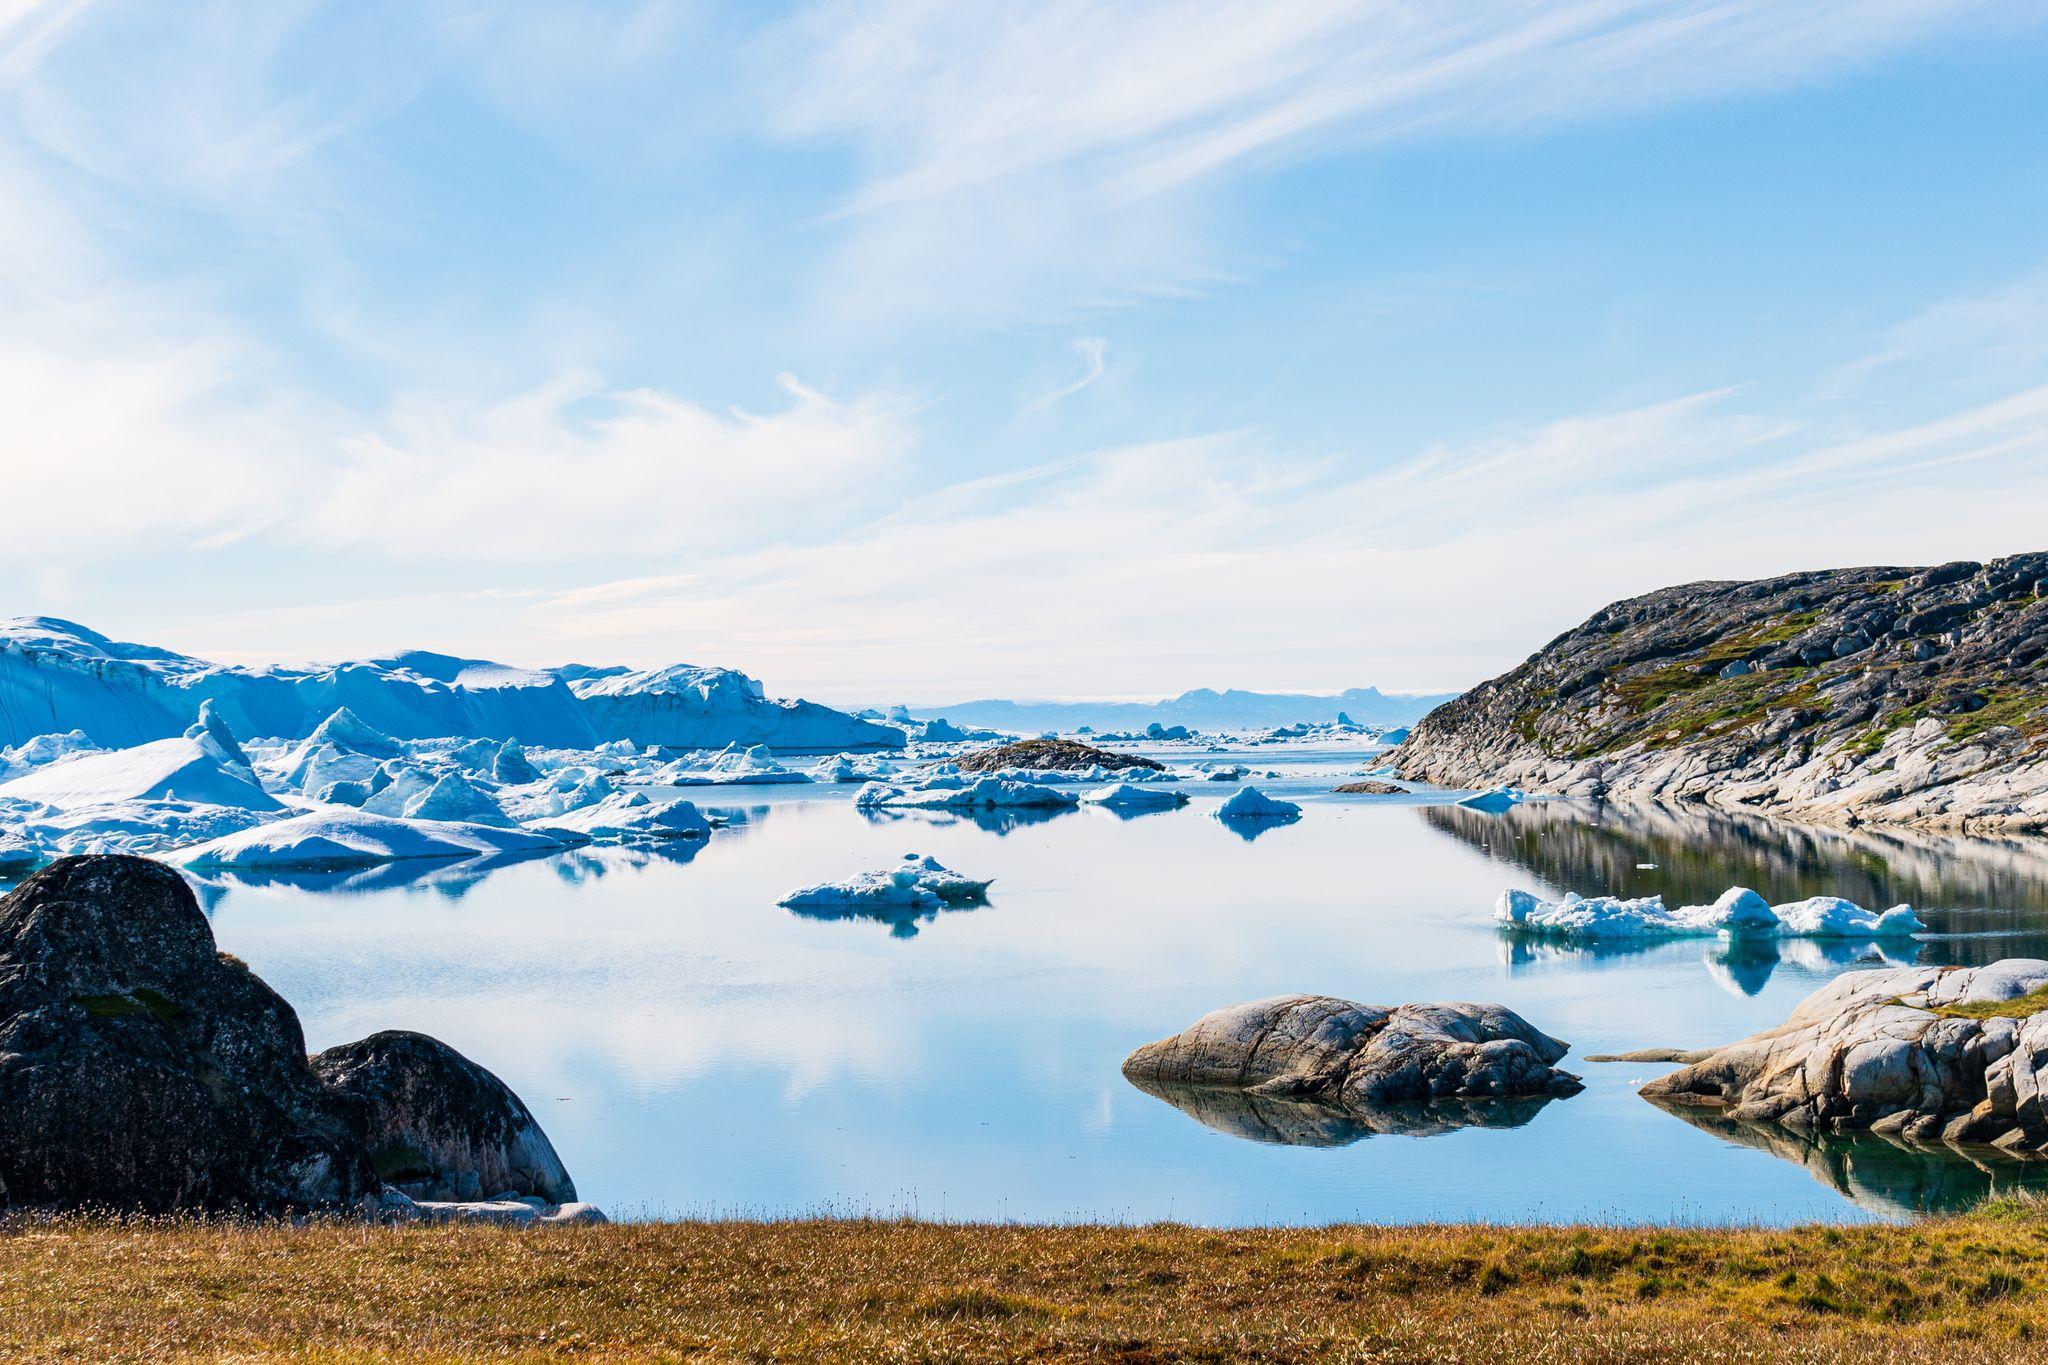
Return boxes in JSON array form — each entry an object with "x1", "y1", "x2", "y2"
[{"x1": 190, "y1": 749, "x2": 2048, "y2": 1226}]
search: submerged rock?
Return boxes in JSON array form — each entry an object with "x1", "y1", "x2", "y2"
[
  {"x1": 1123, "y1": 994, "x2": 1583, "y2": 1113},
  {"x1": 1641, "y1": 960, "x2": 2048, "y2": 1157},
  {"x1": 0, "y1": 856, "x2": 372, "y2": 1211},
  {"x1": 313, "y1": 1031, "x2": 576, "y2": 1205},
  {"x1": 0, "y1": 855, "x2": 590, "y2": 1217}
]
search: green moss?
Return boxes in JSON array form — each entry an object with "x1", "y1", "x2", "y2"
[
  {"x1": 70, "y1": 988, "x2": 185, "y2": 1021},
  {"x1": 1915, "y1": 985, "x2": 2048, "y2": 1021},
  {"x1": 369, "y1": 1143, "x2": 435, "y2": 1182},
  {"x1": 1945, "y1": 688, "x2": 2048, "y2": 745}
]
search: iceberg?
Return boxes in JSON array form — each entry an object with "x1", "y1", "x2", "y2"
[
  {"x1": 1211, "y1": 787, "x2": 1302, "y2": 822},
  {"x1": 360, "y1": 765, "x2": 514, "y2": 827},
  {"x1": 1494, "y1": 886, "x2": 1924, "y2": 941},
  {"x1": 177, "y1": 809, "x2": 578, "y2": 871},
  {"x1": 0, "y1": 616, "x2": 902, "y2": 753},
  {"x1": 808, "y1": 753, "x2": 897, "y2": 783},
  {"x1": 0, "y1": 720, "x2": 279, "y2": 814},
  {"x1": 0, "y1": 730, "x2": 101, "y2": 781},
  {"x1": 853, "y1": 775, "x2": 1080, "y2": 811},
  {"x1": 1081, "y1": 782, "x2": 1189, "y2": 810},
  {"x1": 655, "y1": 742, "x2": 813, "y2": 786},
  {"x1": 778, "y1": 855, "x2": 992, "y2": 913},
  {"x1": 1456, "y1": 787, "x2": 1525, "y2": 814},
  {"x1": 535, "y1": 791, "x2": 714, "y2": 842}
]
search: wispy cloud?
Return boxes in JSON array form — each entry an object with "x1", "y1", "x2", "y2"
[{"x1": 1021, "y1": 337, "x2": 1107, "y2": 415}]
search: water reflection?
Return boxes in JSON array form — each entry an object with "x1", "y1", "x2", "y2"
[
  {"x1": 1126, "y1": 1074, "x2": 1562, "y2": 1147},
  {"x1": 1644, "y1": 1102, "x2": 2048, "y2": 1217},
  {"x1": 783, "y1": 897, "x2": 988, "y2": 939},
  {"x1": 1499, "y1": 932, "x2": 1922, "y2": 996},
  {"x1": 856, "y1": 804, "x2": 1078, "y2": 836},
  {"x1": 1428, "y1": 800, "x2": 2048, "y2": 943},
  {"x1": 185, "y1": 847, "x2": 567, "y2": 900}
]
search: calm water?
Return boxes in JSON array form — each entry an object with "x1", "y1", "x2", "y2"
[{"x1": 177, "y1": 747, "x2": 2048, "y2": 1225}]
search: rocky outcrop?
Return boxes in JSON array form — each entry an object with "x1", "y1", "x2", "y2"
[
  {"x1": 956, "y1": 738, "x2": 1164, "y2": 773},
  {"x1": 1122, "y1": 995, "x2": 1583, "y2": 1117},
  {"x1": 0, "y1": 855, "x2": 585, "y2": 1216},
  {"x1": 1641, "y1": 960, "x2": 2048, "y2": 1157},
  {"x1": 1387, "y1": 554, "x2": 2048, "y2": 830},
  {"x1": 313, "y1": 1032, "x2": 575, "y2": 1205},
  {"x1": 0, "y1": 857, "x2": 372, "y2": 1211}
]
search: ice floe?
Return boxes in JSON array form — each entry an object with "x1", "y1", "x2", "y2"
[
  {"x1": 1081, "y1": 782, "x2": 1189, "y2": 810},
  {"x1": 654, "y1": 742, "x2": 812, "y2": 786},
  {"x1": 1494, "y1": 886, "x2": 1925, "y2": 941},
  {"x1": 177, "y1": 809, "x2": 578, "y2": 871},
  {"x1": 1211, "y1": 787, "x2": 1302, "y2": 822},
  {"x1": 778, "y1": 854, "x2": 992, "y2": 913},
  {"x1": 853, "y1": 774, "x2": 1081, "y2": 811},
  {"x1": 536, "y1": 791, "x2": 714, "y2": 842},
  {"x1": 1456, "y1": 787, "x2": 1525, "y2": 813}
]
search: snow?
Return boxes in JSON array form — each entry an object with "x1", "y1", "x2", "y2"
[
  {"x1": 177, "y1": 809, "x2": 578, "y2": 871},
  {"x1": 0, "y1": 615, "x2": 902, "y2": 753},
  {"x1": 361, "y1": 766, "x2": 514, "y2": 827},
  {"x1": 1081, "y1": 782, "x2": 1188, "y2": 809},
  {"x1": 808, "y1": 753, "x2": 898, "y2": 783},
  {"x1": 656, "y1": 743, "x2": 813, "y2": 786},
  {"x1": 0, "y1": 729, "x2": 100, "y2": 780},
  {"x1": 853, "y1": 775, "x2": 1080, "y2": 810},
  {"x1": 0, "y1": 730, "x2": 280, "y2": 813},
  {"x1": 1211, "y1": 786, "x2": 1302, "y2": 821},
  {"x1": 537, "y1": 791, "x2": 714, "y2": 842},
  {"x1": 778, "y1": 854, "x2": 992, "y2": 913},
  {"x1": 1494, "y1": 886, "x2": 1925, "y2": 940}
]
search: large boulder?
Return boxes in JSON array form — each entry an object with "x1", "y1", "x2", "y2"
[
  {"x1": 1641, "y1": 959, "x2": 2048, "y2": 1155},
  {"x1": 314, "y1": 1031, "x2": 575, "y2": 1204},
  {"x1": 0, "y1": 856, "x2": 372, "y2": 1211},
  {"x1": 0, "y1": 855, "x2": 585, "y2": 1216},
  {"x1": 1123, "y1": 994, "x2": 1583, "y2": 1111},
  {"x1": 956, "y1": 738, "x2": 1164, "y2": 773}
]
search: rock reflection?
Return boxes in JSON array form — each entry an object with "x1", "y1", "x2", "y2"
[
  {"x1": 1126, "y1": 1074, "x2": 1559, "y2": 1148},
  {"x1": 1645, "y1": 1102, "x2": 2048, "y2": 1217},
  {"x1": 856, "y1": 804, "x2": 1077, "y2": 836},
  {"x1": 1426, "y1": 800, "x2": 2048, "y2": 943}
]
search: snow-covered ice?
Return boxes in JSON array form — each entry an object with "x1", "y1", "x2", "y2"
[
  {"x1": 853, "y1": 775, "x2": 1080, "y2": 811},
  {"x1": 1211, "y1": 786, "x2": 1302, "y2": 822},
  {"x1": 778, "y1": 854, "x2": 992, "y2": 913},
  {"x1": 655, "y1": 743, "x2": 812, "y2": 786},
  {"x1": 177, "y1": 809, "x2": 578, "y2": 871},
  {"x1": 1494, "y1": 886, "x2": 1925, "y2": 940},
  {"x1": 537, "y1": 791, "x2": 714, "y2": 842},
  {"x1": 1456, "y1": 787, "x2": 1525, "y2": 814}
]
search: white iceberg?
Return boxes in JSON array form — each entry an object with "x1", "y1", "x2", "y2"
[
  {"x1": 361, "y1": 765, "x2": 514, "y2": 827},
  {"x1": 852, "y1": 776, "x2": 1080, "y2": 810},
  {"x1": 1211, "y1": 786, "x2": 1302, "y2": 821},
  {"x1": 656, "y1": 742, "x2": 813, "y2": 786},
  {"x1": 1456, "y1": 787, "x2": 1525, "y2": 813},
  {"x1": 778, "y1": 854, "x2": 992, "y2": 912},
  {"x1": 0, "y1": 715, "x2": 279, "y2": 814},
  {"x1": 176, "y1": 809, "x2": 578, "y2": 871},
  {"x1": 1494, "y1": 886, "x2": 1924, "y2": 941},
  {"x1": 1081, "y1": 782, "x2": 1188, "y2": 810},
  {"x1": 536, "y1": 791, "x2": 714, "y2": 842},
  {"x1": 808, "y1": 753, "x2": 897, "y2": 783}
]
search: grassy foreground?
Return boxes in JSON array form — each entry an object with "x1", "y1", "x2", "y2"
[{"x1": 7, "y1": 1209, "x2": 2048, "y2": 1361}]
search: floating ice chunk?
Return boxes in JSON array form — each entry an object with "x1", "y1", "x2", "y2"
[
  {"x1": 177, "y1": 809, "x2": 577, "y2": 870},
  {"x1": 0, "y1": 730, "x2": 280, "y2": 813},
  {"x1": 778, "y1": 854, "x2": 992, "y2": 911},
  {"x1": 537, "y1": 791, "x2": 713, "y2": 841},
  {"x1": 808, "y1": 753, "x2": 896, "y2": 783},
  {"x1": 1495, "y1": 886, "x2": 1923, "y2": 940},
  {"x1": 657, "y1": 742, "x2": 813, "y2": 786},
  {"x1": 362, "y1": 766, "x2": 513, "y2": 827},
  {"x1": 492, "y1": 740, "x2": 541, "y2": 784},
  {"x1": 1081, "y1": 782, "x2": 1189, "y2": 810},
  {"x1": 0, "y1": 832, "x2": 43, "y2": 873},
  {"x1": 1456, "y1": 787, "x2": 1524, "y2": 813},
  {"x1": 1211, "y1": 786, "x2": 1302, "y2": 822},
  {"x1": 1201, "y1": 764, "x2": 1249, "y2": 782},
  {"x1": 0, "y1": 730, "x2": 100, "y2": 778},
  {"x1": 853, "y1": 776, "x2": 1079, "y2": 810}
]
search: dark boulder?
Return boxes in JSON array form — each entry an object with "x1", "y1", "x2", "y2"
[
  {"x1": 0, "y1": 856, "x2": 372, "y2": 1211},
  {"x1": 314, "y1": 1031, "x2": 575, "y2": 1204},
  {"x1": 956, "y1": 737, "x2": 1164, "y2": 773}
]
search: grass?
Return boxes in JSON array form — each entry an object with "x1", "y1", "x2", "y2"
[
  {"x1": 7, "y1": 1213, "x2": 2048, "y2": 1360},
  {"x1": 68, "y1": 988, "x2": 185, "y2": 1021},
  {"x1": 1919, "y1": 984, "x2": 2048, "y2": 1021}
]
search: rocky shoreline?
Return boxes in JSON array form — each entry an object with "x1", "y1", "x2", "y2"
[{"x1": 1386, "y1": 554, "x2": 2048, "y2": 831}]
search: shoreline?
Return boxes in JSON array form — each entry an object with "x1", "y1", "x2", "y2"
[{"x1": 6, "y1": 1208, "x2": 2048, "y2": 1360}]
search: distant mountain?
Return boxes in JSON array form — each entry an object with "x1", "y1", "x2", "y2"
[
  {"x1": 900, "y1": 686, "x2": 1458, "y2": 735},
  {"x1": 0, "y1": 618, "x2": 902, "y2": 753}
]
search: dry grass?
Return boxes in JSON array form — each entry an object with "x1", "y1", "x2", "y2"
[
  {"x1": 1921, "y1": 985, "x2": 2048, "y2": 1020},
  {"x1": 7, "y1": 1210, "x2": 2048, "y2": 1361}
]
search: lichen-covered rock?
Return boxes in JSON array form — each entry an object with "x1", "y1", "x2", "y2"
[
  {"x1": 956, "y1": 738, "x2": 1164, "y2": 773},
  {"x1": 1641, "y1": 959, "x2": 2048, "y2": 1156},
  {"x1": 1122, "y1": 995, "x2": 1583, "y2": 1112},
  {"x1": 313, "y1": 1031, "x2": 576, "y2": 1204},
  {"x1": 0, "y1": 856, "x2": 373, "y2": 1211},
  {"x1": 1387, "y1": 553, "x2": 2048, "y2": 830}
]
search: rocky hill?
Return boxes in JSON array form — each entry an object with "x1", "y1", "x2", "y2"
[{"x1": 1386, "y1": 554, "x2": 2048, "y2": 830}]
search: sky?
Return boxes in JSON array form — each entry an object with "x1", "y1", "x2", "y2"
[{"x1": 1, "y1": 0, "x2": 2046, "y2": 705}]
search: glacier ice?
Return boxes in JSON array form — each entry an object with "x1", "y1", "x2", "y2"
[
  {"x1": 177, "y1": 809, "x2": 579, "y2": 871},
  {"x1": 1211, "y1": 787, "x2": 1302, "y2": 822},
  {"x1": 1081, "y1": 782, "x2": 1188, "y2": 810},
  {"x1": 778, "y1": 854, "x2": 992, "y2": 913},
  {"x1": 1494, "y1": 886, "x2": 1925, "y2": 940},
  {"x1": 537, "y1": 791, "x2": 715, "y2": 842},
  {"x1": 655, "y1": 743, "x2": 812, "y2": 786}
]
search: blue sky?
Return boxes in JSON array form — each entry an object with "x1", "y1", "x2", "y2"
[{"x1": 3, "y1": 1, "x2": 2046, "y2": 702}]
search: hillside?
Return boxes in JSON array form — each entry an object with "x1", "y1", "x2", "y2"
[
  {"x1": 1386, "y1": 554, "x2": 2048, "y2": 830},
  {"x1": 0, "y1": 618, "x2": 902, "y2": 753}
]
